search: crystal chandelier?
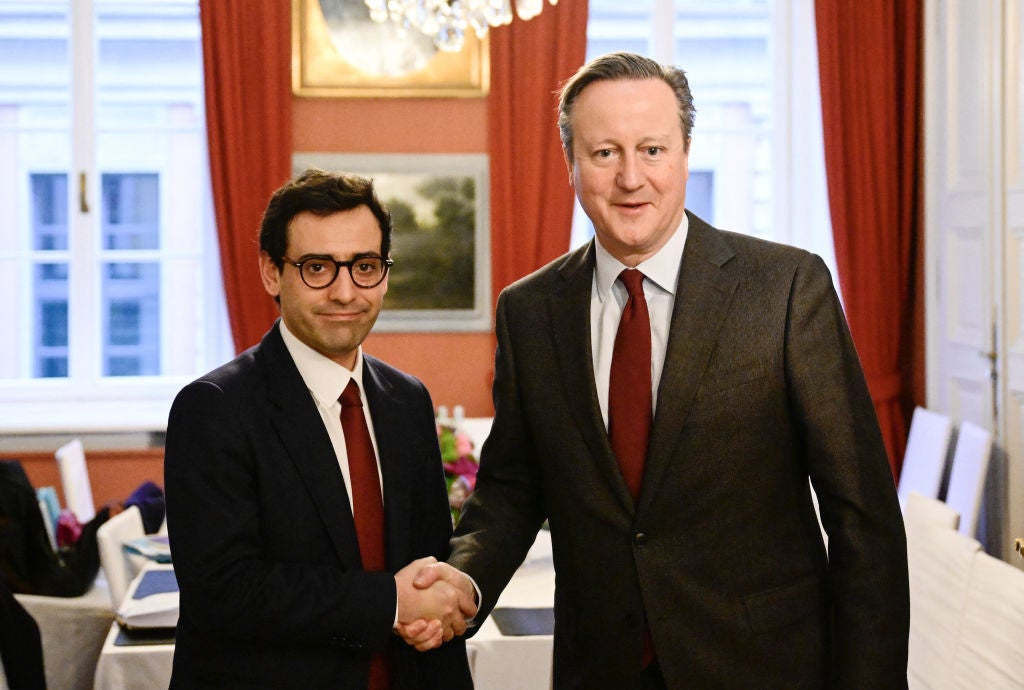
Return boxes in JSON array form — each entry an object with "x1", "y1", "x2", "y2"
[{"x1": 364, "y1": 0, "x2": 559, "y2": 53}]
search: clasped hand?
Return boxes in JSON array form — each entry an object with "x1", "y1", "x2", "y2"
[{"x1": 394, "y1": 557, "x2": 477, "y2": 651}]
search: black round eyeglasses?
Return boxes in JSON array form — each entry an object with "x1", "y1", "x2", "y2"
[{"x1": 281, "y1": 255, "x2": 393, "y2": 289}]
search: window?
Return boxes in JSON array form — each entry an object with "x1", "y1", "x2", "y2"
[
  {"x1": 572, "y1": 0, "x2": 836, "y2": 283},
  {"x1": 0, "y1": 0, "x2": 232, "y2": 431}
]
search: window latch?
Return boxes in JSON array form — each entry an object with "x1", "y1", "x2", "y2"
[{"x1": 78, "y1": 171, "x2": 89, "y2": 213}]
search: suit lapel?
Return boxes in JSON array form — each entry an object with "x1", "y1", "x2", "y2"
[
  {"x1": 550, "y1": 243, "x2": 637, "y2": 513},
  {"x1": 640, "y1": 214, "x2": 739, "y2": 511},
  {"x1": 262, "y1": 324, "x2": 364, "y2": 570},
  {"x1": 360, "y1": 359, "x2": 412, "y2": 571}
]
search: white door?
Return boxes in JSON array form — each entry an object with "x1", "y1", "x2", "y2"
[
  {"x1": 1001, "y1": 0, "x2": 1024, "y2": 564},
  {"x1": 926, "y1": 0, "x2": 1024, "y2": 561}
]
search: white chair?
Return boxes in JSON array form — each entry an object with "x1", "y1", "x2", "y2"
[
  {"x1": 951, "y1": 550, "x2": 1024, "y2": 688},
  {"x1": 904, "y1": 490, "x2": 960, "y2": 532},
  {"x1": 905, "y1": 515, "x2": 980, "y2": 690},
  {"x1": 96, "y1": 505, "x2": 147, "y2": 610},
  {"x1": 55, "y1": 439, "x2": 95, "y2": 523},
  {"x1": 944, "y1": 421, "x2": 993, "y2": 538},
  {"x1": 897, "y1": 407, "x2": 954, "y2": 510}
]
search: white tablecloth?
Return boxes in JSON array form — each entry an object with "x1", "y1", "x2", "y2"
[
  {"x1": 93, "y1": 532, "x2": 556, "y2": 690},
  {"x1": 93, "y1": 621, "x2": 174, "y2": 690},
  {"x1": 466, "y1": 529, "x2": 555, "y2": 690}
]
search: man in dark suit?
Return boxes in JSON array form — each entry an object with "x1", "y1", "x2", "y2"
[
  {"x1": 406, "y1": 52, "x2": 910, "y2": 688},
  {"x1": 164, "y1": 170, "x2": 475, "y2": 689}
]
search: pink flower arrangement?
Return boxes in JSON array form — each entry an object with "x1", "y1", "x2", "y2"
[{"x1": 437, "y1": 423, "x2": 479, "y2": 524}]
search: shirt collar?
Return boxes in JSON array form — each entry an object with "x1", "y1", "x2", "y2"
[
  {"x1": 279, "y1": 319, "x2": 363, "y2": 406},
  {"x1": 594, "y1": 213, "x2": 689, "y2": 301}
]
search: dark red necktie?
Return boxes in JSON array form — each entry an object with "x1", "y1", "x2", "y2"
[
  {"x1": 339, "y1": 379, "x2": 391, "y2": 689},
  {"x1": 607, "y1": 269, "x2": 656, "y2": 670},
  {"x1": 608, "y1": 269, "x2": 652, "y2": 500}
]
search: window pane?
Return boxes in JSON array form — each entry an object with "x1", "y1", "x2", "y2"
[
  {"x1": 94, "y1": 0, "x2": 213, "y2": 381},
  {"x1": 676, "y1": 2, "x2": 772, "y2": 238},
  {"x1": 102, "y1": 173, "x2": 159, "y2": 249},
  {"x1": 0, "y1": 1, "x2": 72, "y2": 380},
  {"x1": 102, "y1": 261, "x2": 159, "y2": 376},
  {"x1": 32, "y1": 173, "x2": 68, "y2": 249},
  {"x1": 34, "y1": 263, "x2": 68, "y2": 378},
  {"x1": 586, "y1": 0, "x2": 652, "y2": 59}
]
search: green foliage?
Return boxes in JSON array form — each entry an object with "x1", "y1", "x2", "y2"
[{"x1": 385, "y1": 176, "x2": 476, "y2": 310}]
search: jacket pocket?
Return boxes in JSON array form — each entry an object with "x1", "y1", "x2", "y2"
[
  {"x1": 742, "y1": 574, "x2": 822, "y2": 633},
  {"x1": 696, "y1": 358, "x2": 771, "y2": 400}
]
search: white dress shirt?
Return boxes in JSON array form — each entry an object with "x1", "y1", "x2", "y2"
[
  {"x1": 590, "y1": 215, "x2": 689, "y2": 427},
  {"x1": 280, "y1": 321, "x2": 402, "y2": 625},
  {"x1": 279, "y1": 320, "x2": 384, "y2": 511}
]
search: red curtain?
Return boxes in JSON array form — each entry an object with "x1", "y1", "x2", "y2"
[
  {"x1": 200, "y1": 0, "x2": 293, "y2": 353},
  {"x1": 815, "y1": 1, "x2": 923, "y2": 478},
  {"x1": 488, "y1": 2, "x2": 590, "y2": 309}
]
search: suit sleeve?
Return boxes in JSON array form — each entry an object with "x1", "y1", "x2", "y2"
[
  {"x1": 448, "y1": 288, "x2": 548, "y2": 624},
  {"x1": 785, "y1": 253, "x2": 910, "y2": 687}
]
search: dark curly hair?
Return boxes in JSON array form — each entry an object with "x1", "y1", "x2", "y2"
[{"x1": 259, "y1": 168, "x2": 393, "y2": 269}]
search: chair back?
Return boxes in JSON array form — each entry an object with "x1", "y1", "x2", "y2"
[
  {"x1": 55, "y1": 439, "x2": 95, "y2": 523},
  {"x1": 904, "y1": 490, "x2": 960, "y2": 532},
  {"x1": 944, "y1": 421, "x2": 993, "y2": 538},
  {"x1": 898, "y1": 406, "x2": 954, "y2": 509},
  {"x1": 96, "y1": 506, "x2": 146, "y2": 610}
]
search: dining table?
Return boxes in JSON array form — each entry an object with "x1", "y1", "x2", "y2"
[{"x1": 92, "y1": 530, "x2": 556, "y2": 690}]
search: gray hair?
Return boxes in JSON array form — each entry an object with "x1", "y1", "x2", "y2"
[{"x1": 557, "y1": 51, "x2": 696, "y2": 158}]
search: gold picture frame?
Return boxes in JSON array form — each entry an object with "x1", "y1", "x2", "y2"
[{"x1": 292, "y1": 0, "x2": 490, "y2": 98}]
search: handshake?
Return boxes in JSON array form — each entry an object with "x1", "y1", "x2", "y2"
[{"x1": 393, "y1": 557, "x2": 477, "y2": 651}]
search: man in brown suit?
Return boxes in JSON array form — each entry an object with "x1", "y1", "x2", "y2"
[{"x1": 406, "y1": 51, "x2": 910, "y2": 689}]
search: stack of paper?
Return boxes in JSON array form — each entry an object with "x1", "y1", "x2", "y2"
[{"x1": 124, "y1": 535, "x2": 172, "y2": 563}]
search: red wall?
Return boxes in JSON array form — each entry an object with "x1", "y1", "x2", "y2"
[
  {"x1": 294, "y1": 96, "x2": 497, "y2": 416},
  {"x1": 3, "y1": 449, "x2": 165, "y2": 512}
]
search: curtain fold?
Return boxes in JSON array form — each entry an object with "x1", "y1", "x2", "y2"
[
  {"x1": 815, "y1": 1, "x2": 923, "y2": 478},
  {"x1": 487, "y1": 2, "x2": 590, "y2": 309},
  {"x1": 200, "y1": 0, "x2": 293, "y2": 353}
]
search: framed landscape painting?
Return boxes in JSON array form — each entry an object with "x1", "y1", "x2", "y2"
[{"x1": 291, "y1": 152, "x2": 491, "y2": 332}]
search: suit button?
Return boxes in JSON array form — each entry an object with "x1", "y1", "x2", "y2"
[{"x1": 634, "y1": 532, "x2": 647, "y2": 546}]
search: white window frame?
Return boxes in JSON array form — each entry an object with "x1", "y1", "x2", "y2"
[{"x1": 0, "y1": 0, "x2": 232, "y2": 434}]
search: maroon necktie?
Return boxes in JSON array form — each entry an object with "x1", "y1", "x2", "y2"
[
  {"x1": 608, "y1": 269, "x2": 652, "y2": 500},
  {"x1": 607, "y1": 269, "x2": 657, "y2": 670},
  {"x1": 339, "y1": 379, "x2": 391, "y2": 689}
]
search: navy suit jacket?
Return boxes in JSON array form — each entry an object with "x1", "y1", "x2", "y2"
[
  {"x1": 164, "y1": 322, "x2": 472, "y2": 689},
  {"x1": 450, "y1": 212, "x2": 909, "y2": 689}
]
